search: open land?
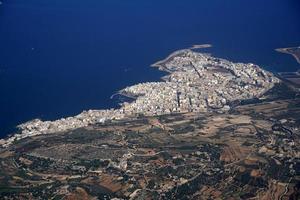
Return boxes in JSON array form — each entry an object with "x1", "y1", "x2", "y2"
[
  {"x1": 1, "y1": 47, "x2": 300, "y2": 199},
  {"x1": 0, "y1": 47, "x2": 280, "y2": 147},
  {"x1": 0, "y1": 92, "x2": 299, "y2": 199}
]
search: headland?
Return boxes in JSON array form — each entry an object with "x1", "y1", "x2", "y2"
[
  {"x1": 276, "y1": 46, "x2": 300, "y2": 85},
  {"x1": 0, "y1": 46, "x2": 280, "y2": 147},
  {"x1": 276, "y1": 46, "x2": 300, "y2": 64}
]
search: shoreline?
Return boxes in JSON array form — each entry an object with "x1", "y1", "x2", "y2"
[
  {"x1": 275, "y1": 46, "x2": 300, "y2": 64},
  {"x1": 112, "y1": 90, "x2": 139, "y2": 101},
  {"x1": 0, "y1": 46, "x2": 198, "y2": 142},
  {"x1": 0, "y1": 45, "x2": 281, "y2": 147},
  {"x1": 151, "y1": 44, "x2": 212, "y2": 69},
  {"x1": 276, "y1": 46, "x2": 300, "y2": 85}
]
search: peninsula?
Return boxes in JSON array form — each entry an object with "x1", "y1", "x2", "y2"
[
  {"x1": 0, "y1": 47, "x2": 300, "y2": 200},
  {"x1": 0, "y1": 47, "x2": 280, "y2": 147},
  {"x1": 276, "y1": 46, "x2": 300, "y2": 85},
  {"x1": 276, "y1": 46, "x2": 300, "y2": 64}
]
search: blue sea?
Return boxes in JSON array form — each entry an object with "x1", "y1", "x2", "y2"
[{"x1": 0, "y1": 0, "x2": 299, "y2": 137}]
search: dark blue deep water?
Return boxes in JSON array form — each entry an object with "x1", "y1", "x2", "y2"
[{"x1": 0, "y1": 0, "x2": 299, "y2": 137}]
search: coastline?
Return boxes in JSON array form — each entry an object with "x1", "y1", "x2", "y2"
[
  {"x1": 151, "y1": 44, "x2": 212, "y2": 71},
  {"x1": 275, "y1": 46, "x2": 300, "y2": 64},
  {"x1": 151, "y1": 49, "x2": 190, "y2": 70},
  {"x1": 0, "y1": 45, "x2": 280, "y2": 147},
  {"x1": 275, "y1": 46, "x2": 300, "y2": 85}
]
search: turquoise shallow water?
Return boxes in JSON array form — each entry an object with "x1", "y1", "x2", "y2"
[{"x1": 0, "y1": 0, "x2": 299, "y2": 137}]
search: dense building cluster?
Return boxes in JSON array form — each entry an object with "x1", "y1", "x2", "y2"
[
  {"x1": 0, "y1": 49, "x2": 280, "y2": 147},
  {"x1": 122, "y1": 50, "x2": 279, "y2": 115},
  {"x1": 0, "y1": 109, "x2": 126, "y2": 147}
]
